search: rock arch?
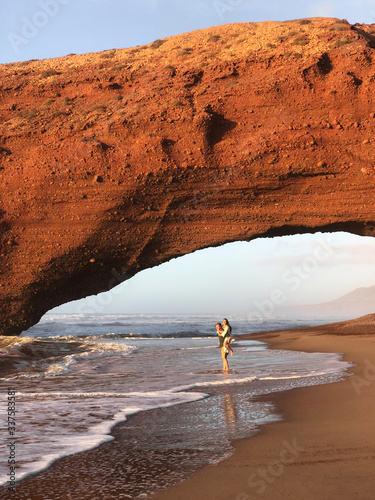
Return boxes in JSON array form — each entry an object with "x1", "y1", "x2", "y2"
[{"x1": 1, "y1": 18, "x2": 375, "y2": 335}]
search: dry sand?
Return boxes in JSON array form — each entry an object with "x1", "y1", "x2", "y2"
[{"x1": 153, "y1": 314, "x2": 375, "y2": 500}]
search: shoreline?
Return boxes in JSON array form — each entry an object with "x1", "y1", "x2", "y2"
[
  {"x1": 4, "y1": 315, "x2": 375, "y2": 499},
  {"x1": 153, "y1": 314, "x2": 375, "y2": 500}
]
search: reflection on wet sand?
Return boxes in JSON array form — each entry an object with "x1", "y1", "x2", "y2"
[{"x1": 223, "y1": 393, "x2": 237, "y2": 436}]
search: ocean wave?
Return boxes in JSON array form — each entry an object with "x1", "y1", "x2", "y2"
[
  {"x1": 102, "y1": 322, "x2": 133, "y2": 327},
  {"x1": 50, "y1": 330, "x2": 211, "y2": 341},
  {"x1": 172, "y1": 375, "x2": 259, "y2": 393},
  {"x1": 0, "y1": 338, "x2": 136, "y2": 380},
  {"x1": 0, "y1": 336, "x2": 34, "y2": 353},
  {"x1": 23, "y1": 313, "x2": 221, "y2": 338},
  {"x1": 172, "y1": 365, "x2": 350, "y2": 393}
]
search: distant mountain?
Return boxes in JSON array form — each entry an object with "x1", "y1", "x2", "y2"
[
  {"x1": 279, "y1": 286, "x2": 375, "y2": 320},
  {"x1": 328, "y1": 286, "x2": 375, "y2": 304}
]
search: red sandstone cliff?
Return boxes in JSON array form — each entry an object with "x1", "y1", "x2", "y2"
[{"x1": 1, "y1": 18, "x2": 375, "y2": 335}]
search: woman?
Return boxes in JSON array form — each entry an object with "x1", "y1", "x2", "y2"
[
  {"x1": 220, "y1": 318, "x2": 233, "y2": 372},
  {"x1": 222, "y1": 318, "x2": 232, "y2": 340}
]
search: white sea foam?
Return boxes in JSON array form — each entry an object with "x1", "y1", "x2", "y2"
[{"x1": 0, "y1": 389, "x2": 207, "y2": 486}]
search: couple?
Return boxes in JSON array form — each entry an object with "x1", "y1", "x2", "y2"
[{"x1": 215, "y1": 318, "x2": 233, "y2": 373}]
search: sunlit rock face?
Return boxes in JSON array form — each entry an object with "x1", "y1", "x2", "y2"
[{"x1": 1, "y1": 18, "x2": 375, "y2": 335}]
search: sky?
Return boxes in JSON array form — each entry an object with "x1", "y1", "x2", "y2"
[
  {"x1": 53, "y1": 232, "x2": 375, "y2": 315},
  {"x1": 2, "y1": 1, "x2": 375, "y2": 315},
  {"x1": 2, "y1": 0, "x2": 375, "y2": 64}
]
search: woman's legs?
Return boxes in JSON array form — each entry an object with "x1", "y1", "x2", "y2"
[{"x1": 222, "y1": 349, "x2": 229, "y2": 372}]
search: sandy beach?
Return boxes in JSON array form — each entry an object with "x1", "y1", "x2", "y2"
[{"x1": 153, "y1": 314, "x2": 375, "y2": 500}]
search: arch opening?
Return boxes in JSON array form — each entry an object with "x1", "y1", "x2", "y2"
[{"x1": 22, "y1": 230, "x2": 375, "y2": 338}]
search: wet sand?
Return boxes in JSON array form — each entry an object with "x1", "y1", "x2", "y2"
[{"x1": 153, "y1": 314, "x2": 375, "y2": 500}]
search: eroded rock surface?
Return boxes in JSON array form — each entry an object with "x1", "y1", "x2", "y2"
[{"x1": 1, "y1": 18, "x2": 375, "y2": 335}]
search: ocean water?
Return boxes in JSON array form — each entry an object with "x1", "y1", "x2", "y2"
[{"x1": 0, "y1": 314, "x2": 352, "y2": 498}]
